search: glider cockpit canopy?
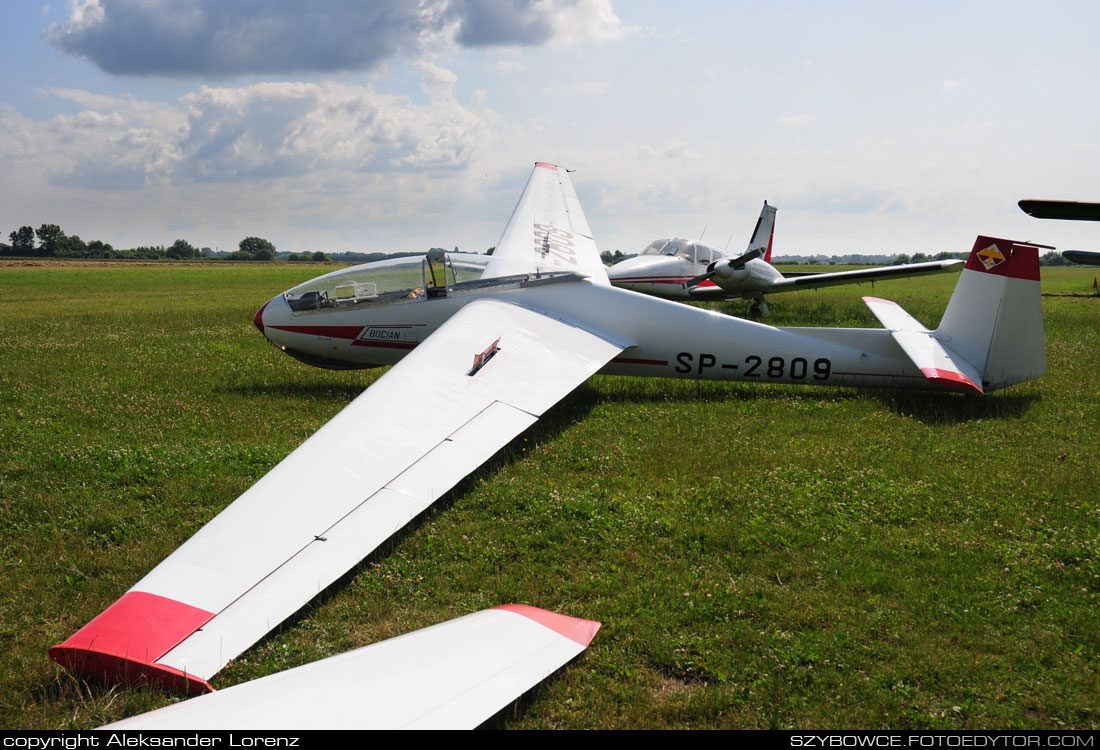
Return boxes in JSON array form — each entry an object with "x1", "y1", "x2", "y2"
[{"x1": 284, "y1": 250, "x2": 494, "y2": 312}]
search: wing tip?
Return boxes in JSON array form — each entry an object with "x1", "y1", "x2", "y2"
[
  {"x1": 49, "y1": 644, "x2": 214, "y2": 695},
  {"x1": 49, "y1": 591, "x2": 215, "y2": 693},
  {"x1": 494, "y1": 604, "x2": 601, "y2": 647},
  {"x1": 919, "y1": 367, "x2": 984, "y2": 394},
  {"x1": 861, "y1": 295, "x2": 899, "y2": 306},
  {"x1": 534, "y1": 161, "x2": 559, "y2": 171}
]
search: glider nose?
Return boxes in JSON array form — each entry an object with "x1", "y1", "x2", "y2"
[{"x1": 253, "y1": 297, "x2": 274, "y2": 335}]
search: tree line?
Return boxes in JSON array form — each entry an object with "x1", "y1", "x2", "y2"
[{"x1": 2, "y1": 224, "x2": 327, "y2": 262}]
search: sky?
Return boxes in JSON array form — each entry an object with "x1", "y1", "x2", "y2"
[{"x1": 2, "y1": 0, "x2": 1099, "y2": 257}]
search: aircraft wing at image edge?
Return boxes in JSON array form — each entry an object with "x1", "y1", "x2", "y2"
[
  {"x1": 50, "y1": 163, "x2": 626, "y2": 692},
  {"x1": 104, "y1": 605, "x2": 600, "y2": 730},
  {"x1": 1018, "y1": 199, "x2": 1100, "y2": 265}
]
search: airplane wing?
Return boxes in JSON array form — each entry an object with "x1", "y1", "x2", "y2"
[
  {"x1": 1061, "y1": 250, "x2": 1100, "y2": 265},
  {"x1": 103, "y1": 605, "x2": 600, "y2": 730},
  {"x1": 1016, "y1": 200, "x2": 1100, "y2": 264},
  {"x1": 51, "y1": 299, "x2": 625, "y2": 692},
  {"x1": 1018, "y1": 199, "x2": 1100, "y2": 221},
  {"x1": 686, "y1": 259, "x2": 963, "y2": 300},
  {"x1": 482, "y1": 162, "x2": 610, "y2": 284}
]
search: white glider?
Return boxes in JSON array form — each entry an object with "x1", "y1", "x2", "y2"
[
  {"x1": 607, "y1": 202, "x2": 962, "y2": 315},
  {"x1": 102, "y1": 605, "x2": 599, "y2": 730},
  {"x1": 52, "y1": 163, "x2": 1047, "y2": 700}
]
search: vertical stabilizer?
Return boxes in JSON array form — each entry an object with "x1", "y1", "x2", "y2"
[
  {"x1": 936, "y1": 236, "x2": 1048, "y2": 391},
  {"x1": 746, "y1": 201, "x2": 777, "y2": 264}
]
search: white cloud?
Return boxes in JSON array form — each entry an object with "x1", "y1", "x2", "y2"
[{"x1": 0, "y1": 62, "x2": 496, "y2": 192}]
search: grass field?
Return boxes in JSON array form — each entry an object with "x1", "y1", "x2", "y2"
[{"x1": 1, "y1": 260, "x2": 1097, "y2": 729}]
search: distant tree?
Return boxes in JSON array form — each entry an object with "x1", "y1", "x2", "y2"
[
  {"x1": 311, "y1": 251, "x2": 328, "y2": 262},
  {"x1": 9, "y1": 226, "x2": 34, "y2": 255},
  {"x1": 909, "y1": 252, "x2": 930, "y2": 263},
  {"x1": 1040, "y1": 250, "x2": 1069, "y2": 266},
  {"x1": 892, "y1": 253, "x2": 911, "y2": 265},
  {"x1": 36, "y1": 224, "x2": 66, "y2": 256},
  {"x1": 167, "y1": 239, "x2": 200, "y2": 260},
  {"x1": 86, "y1": 239, "x2": 115, "y2": 258},
  {"x1": 65, "y1": 234, "x2": 88, "y2": 257},
  {"x1": 287, "y1": 252, "x2": 301, "y2": 261},
  {"x1": 239, "y1": 236, "x2": 276, "y2": 260}
]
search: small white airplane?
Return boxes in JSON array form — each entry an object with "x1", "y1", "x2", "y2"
[
  {"x1": 606, "y1": 202, "x2": 964, "y2": 316},
  {"x1": 1018, "y1": 199, "x2": 1100, "y2": 265},
  {"x1": 52, "y1": 163, "x2": 1047, "y2": 711}
]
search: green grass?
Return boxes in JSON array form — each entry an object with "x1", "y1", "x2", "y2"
[{"x1": 1, "y1": 261, "x2": 1097, "y2": 729}]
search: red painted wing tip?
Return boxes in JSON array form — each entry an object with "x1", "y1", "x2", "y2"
[
  {"x1": 48, "y1": 645, "x2": 214, "y2": 695},
  {"x1": 534, "y1": 162, "x2": 558, "y2": 171},
  {"x1": 494, "y1": 604, "x2": 601, "y2": 647},
  {"x1": 920, "y1": 367, "x2": 984, "y2": 394},
  {"x1": 862, "y1": 296, "x2": 899, "y2": 306},
  {"x1": 50, "y1": 591, "x2": 214, "y2": 693}
]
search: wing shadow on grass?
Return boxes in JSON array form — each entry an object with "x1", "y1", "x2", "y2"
[
  {"x1": 218, "y1": 380, "x2": 370, "y2": 402},
  {"x1": 872, "y1": 389, "x2": 1041, "y2": 425}
]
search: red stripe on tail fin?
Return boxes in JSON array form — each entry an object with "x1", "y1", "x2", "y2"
[{"x1": 965, "y1": 236, "x2": 1047, "y2": 281}]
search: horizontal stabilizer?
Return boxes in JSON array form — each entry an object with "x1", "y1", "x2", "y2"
[
  {"x1": 863, "y1": 296, "x2": 983, "y2": 394},
  {"x1": 103, "y1": 606, "x2": 600, "y2": 730}
]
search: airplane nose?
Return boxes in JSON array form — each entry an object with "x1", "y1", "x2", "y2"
[{"x1": 253, "y1": 298, "x2": 272, "y2": 334}]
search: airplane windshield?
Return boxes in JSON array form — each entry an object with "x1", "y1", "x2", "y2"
[
  {"x1": 284, "y1": 252, "x2": 490, "y2": 313},
  {"x1": 640, "y1": 239, "x2": 700, "y2": 262},
  {"x1": 641, "y1": 240, "x2": 671, "y2": 256}
]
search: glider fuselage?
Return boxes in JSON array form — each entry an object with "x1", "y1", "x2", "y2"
[{"x1": 257, "y1": 272, "x2": 924, "y2": 391}]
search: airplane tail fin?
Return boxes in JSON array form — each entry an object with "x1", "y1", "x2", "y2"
[
  {"x1": 746, "y1": 201, "x2": 777, "y2": 264},
  {"x1": 935, "y1": 236, "x2": 1048, "y2": 392}
]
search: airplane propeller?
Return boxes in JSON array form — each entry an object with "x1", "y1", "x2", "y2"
[{"x1": 684, "y1": 246, "x2": 764, "y2": 288}]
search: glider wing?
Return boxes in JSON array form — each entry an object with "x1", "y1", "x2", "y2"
[
  {"x1": 51, "y1": 300, "x2": 623, "y2": 692},
  {"x1": 103, "y1": 605, "x2": 600, "y2": 730}
]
